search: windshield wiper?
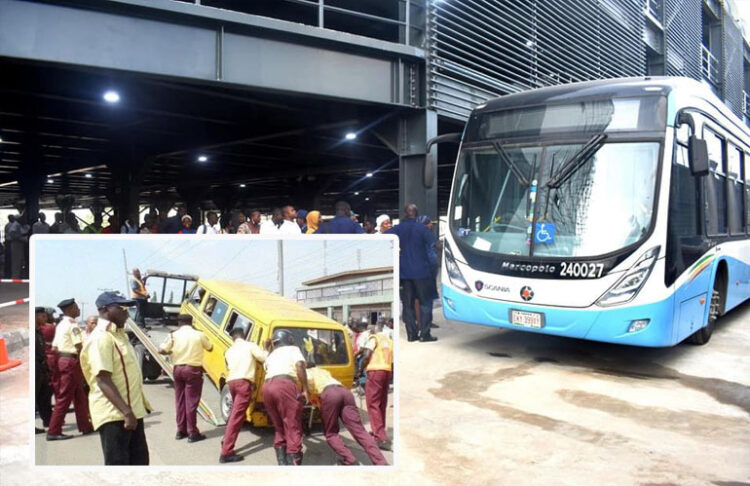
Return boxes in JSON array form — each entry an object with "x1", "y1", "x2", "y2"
[
  {"x1": 545, "y1": 133, "x2": 608, "y2": 188},
  {"x1": 491, "y1": 141, "x2": 530, "y2": 186}
]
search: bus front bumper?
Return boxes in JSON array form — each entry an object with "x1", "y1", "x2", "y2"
[{"x1": 441, "y1": 284, "x2": 675, "y2": 347}]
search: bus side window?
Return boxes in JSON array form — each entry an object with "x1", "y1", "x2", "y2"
[
  {"x1": 704, "y1": 127, "x2": 727, "y2": 236},
  {"x1": 746, "y1": 153, "x2": 750, "y2": 232},
  {"x1": 727, "y1": 143, "x2": 744, "y2": 235}
]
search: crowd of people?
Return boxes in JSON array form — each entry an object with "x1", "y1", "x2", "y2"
[{"x1": 35, "y1": 290, "x2": 394, "y2": 466}]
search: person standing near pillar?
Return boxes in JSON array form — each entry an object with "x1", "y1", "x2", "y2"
[
  {"x1": 219, "y1": 324, "x2": 268, "y2": 463},
  {"x1": 47, "y1": 298, "x2": 94, "y2": 440},
  {"x1": 6, "y1": 214, "x2": 27, "y2": 279},
  {"x1": 130, "y1": 268, "x2": 150, "y2": 328},
  {"x1": 80, "y1": 291, "x2": 151, "y2": 465},
  {"x1": 158, "y1": 314, "x2": 212, "y2": 442},
  {"x1": 306, "y1": 364, "x2": 387, "y2": 465},
  {"x1": 357, "y1": 329, "x2": 393, "y2": 451},
  {"x1": 262, "y1": 330, "x2": 310, "y2": 465},
  {"x1": 31, "y1": 212, "x2": 50, "y2": 234}
]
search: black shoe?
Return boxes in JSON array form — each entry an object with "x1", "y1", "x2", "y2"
[
  {"x1": 407, "y1": 336, "x2": 418, "y2": 342},
  {"x1": 80, "y1": 429, "x2": 95, "y2": 436},
  {"x1": 336, "y1": 458, "x2": 358, "y2": 465},
  {"x1": 219, "y1": 454, "x2": 244, "y2": 463},
  {"x1": 35, "y1": 427, "x2": 45, "y2": 435},
  {"x1": 46, "y1": 434, "x2": 74, "y2": 441},
  {"x1": 274, "y1": 446, "x2": 288, "y2": 465},
  {"x1": 187, "y1": 433, "x2": 206, "y2": 443},
  {"x1": 419, "y1": 335, "x2": 438, "y2": 342},
  {"x1": 430, "y1": 323, "x2": 440, "y2": 328},
  {"x1": 377, "y1": 440, "x2": 392, "y2": 451},
  {"x1": 287, "y1": 452, "x2": 303, "y2": 466},
  {"x1": 175, "y1": 432, "x2": 188, "y2": 440}
]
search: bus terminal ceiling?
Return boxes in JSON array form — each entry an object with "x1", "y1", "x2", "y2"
[{"x1": 0, "y1": 58, "x2": 435, "y2": 216}]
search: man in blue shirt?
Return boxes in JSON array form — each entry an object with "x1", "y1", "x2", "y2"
[
  {"x1": 386, "y1": 204, "x2": 438, "y2": 342},
  {"x1": 315, "y1": 201, "x2": 365, "y2": 234}
]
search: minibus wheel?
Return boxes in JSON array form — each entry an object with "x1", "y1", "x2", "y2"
[
  {"x1": 220, "y1": 385, "x2": 233, "y2": 423},
  {"x1": 689, "y1": 287, "x2": 720, "y2": 345}
]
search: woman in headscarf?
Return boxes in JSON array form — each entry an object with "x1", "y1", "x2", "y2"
[
  {"x1": 306, "y1": 211, "x2": 321, "y2": 234},
  {"x1": 375, "y1": 214, "x2": 392, "y2": 233}
]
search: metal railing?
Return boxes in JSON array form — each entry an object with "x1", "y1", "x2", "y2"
[
  {"x1": 744, "y1": 91, "x2": 750, "y2": 117},
  {"x1": 701, "y1": 45, "x2": 720, "y2": 86}
]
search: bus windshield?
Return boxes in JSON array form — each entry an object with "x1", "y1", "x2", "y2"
[{"x1": 450, "y1": 141, "x2": 660, "y2": 258}]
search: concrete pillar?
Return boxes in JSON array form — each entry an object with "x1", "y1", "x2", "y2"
[
  {"x1": 343, "y1": 303, "x2": 350, "y2": 323},
  {"x1": 327, "y1": 306, "x2": 333, "y2": 319},
  {"x1": 398, "y1": 109, "x2": 438, "y2": 221},
  {"x1": 17, "y1": 163, "x2": 43, "y2": 227}
]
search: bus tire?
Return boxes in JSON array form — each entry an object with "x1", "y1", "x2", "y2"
[
  {"x1": 689, "y1": 287, "x2": 720, "y2": 345},
  {"x1": 220, "y1": 385, "x2": 233, "y2": 423}
]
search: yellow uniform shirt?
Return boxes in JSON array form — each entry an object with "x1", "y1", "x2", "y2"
[
  {"x1": 159, "y1": 325, "x2": 212, "y2": 367},
  {"x1": 306, "y1": 367, "x2": 341, "y2": 395},
  {"x1": 51, "y1": 316, "x2": 83, "y2": 354},
  {"x1": 264, "y1": 345, "x2": 305, "y2": 380},
  {"x1": 225, "y1": 339, "x2": 268, "y2": 382},
  {"x1": 80, "y1": 320, "x2": 151, "y2": 430},
  {"x1": 363, "y1": 332, "x2": 393, "y2": 372}
]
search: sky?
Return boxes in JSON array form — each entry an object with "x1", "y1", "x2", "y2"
[
  {"x1": 733, "y1": 0, "x2": 750, "y2": 33},
  {"x1": 33, "y1": 236, "x2": 394, "y2": 318}
]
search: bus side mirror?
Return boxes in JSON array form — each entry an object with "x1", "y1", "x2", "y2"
[
  {"x1": 688, "y1": 135, "x2": 709, "y2": 177},
  {"x1": 424, "y1": 132, "x2": 461, "y2": 189}
]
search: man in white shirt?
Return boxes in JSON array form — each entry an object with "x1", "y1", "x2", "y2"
[
  {"x1": 219, "y1": 324, "x2": 268, "y2": 463},
  {"x1": 261, "y1": 329, "x2": 309, "y2": 465},
  {"x1": 260, "y1": 208, "x2": 301, "y2": 235},
  {"x1": 196, "y1": 211, "x2": 222, "y2": 234}
]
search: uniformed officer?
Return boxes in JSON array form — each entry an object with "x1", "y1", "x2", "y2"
[
  {"x1": 130, "y1": 268, "x2": 149, "y2": 327},
  {"x1": 80, "y1": 291, "x2": 151, "y2": 465},
  {"x1": 219, "y1": 323, "x2": 268, "y2": 463},
  {"x1": 34, "y1": 307, "x2": 52, "y2": 433},
  {"x1": 306, "y1": 364, "x2": 387, "y2": 465},
  {"x1": 357, "y1": 329, "x2": 394, "y2": 450},
  {"x1": 261, "y1": 329, "x2": 310, "y2": 465},
  {"x1": 47, "y1": 298, "x2": 93, "y2": 440},
  {"x1": 159, "y1": 313, "x2": 212, "y2": 442}
]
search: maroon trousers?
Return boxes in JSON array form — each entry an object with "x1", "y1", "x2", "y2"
[
  {"x1": 262, "y1": 377, "x2": 303, "y2": 454},
  {"x1": 321, "y1": 385, "x2": 387, "y2": 465},
  {"x1": 46, "y1": 351, "x2": 60, "y2": 399},
  {"x1": 365, "y1": 370, "x2": 391, "y2": 443},
  {"x1": 220, "y1": 379, "x2": 254, "y2": 456},
  {"x1": 47, "y1": 356, "x2": 92, "y2": 435},
  {"x1": 173, "y1": 365, "x2": 203, "y2": 435}
]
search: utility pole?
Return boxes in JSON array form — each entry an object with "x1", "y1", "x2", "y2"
[
  {"x1": 78, "y1": 301, "x2": 88, "y2": 320},
  {"x1": 122, "y1": 248, "x2": 130, "y2": 295},
  {"x1": 277, "y1": 240, "x2": 284, "y2": 296}
]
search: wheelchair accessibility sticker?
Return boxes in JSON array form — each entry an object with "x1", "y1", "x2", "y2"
[{"x1": 534, "y1": 223, "x2": 555, "y2": 244}]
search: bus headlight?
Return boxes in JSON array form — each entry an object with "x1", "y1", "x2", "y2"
[
  {"x1": 444, "y1": 242, "x2": 471, "y2": 292},
  {"x1": 597, "y1": 246, "x2": 660, "y2": 307}
]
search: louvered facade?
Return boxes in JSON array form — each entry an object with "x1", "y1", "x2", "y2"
[{"x1": 427, "y1": 0, "x2": 647, "y2": 120}]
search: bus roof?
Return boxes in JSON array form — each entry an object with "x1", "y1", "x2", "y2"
[
  {"x1": 476, "y1": 77, "x2": 704, "y2": 112},
  {"x1": 197, "y1": 278, "x2": 342, "y2": 328}
]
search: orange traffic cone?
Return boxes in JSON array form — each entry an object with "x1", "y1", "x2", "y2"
[{"x1": 0, "y1": 323, "x2": 22, "y2": 372}]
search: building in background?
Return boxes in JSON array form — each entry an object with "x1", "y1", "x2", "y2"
[{"x1": 296, "y1": 267, "x2": 394, "y2": 325}]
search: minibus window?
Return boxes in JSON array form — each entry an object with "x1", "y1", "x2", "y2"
[
  {"x1": 275, "y1": 327, "x2": 349, "y2": 365},
  {"x1": 204, "y1": 295, "x2": 229, "y2": 327},
  {"x1": 225, "y1": 311, "x2": 254, "y2": 339},
  {"x1": 187, "y1": 285, "x2": 205, "y2": 308}
]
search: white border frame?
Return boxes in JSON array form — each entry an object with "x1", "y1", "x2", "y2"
[{"x1": 29, "y1": 233, "x2": 400, "y2": 471}]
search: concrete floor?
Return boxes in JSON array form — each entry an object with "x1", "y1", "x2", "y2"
[{"x1": 2, "y1": 299, "x2": 749, "y2": 485}]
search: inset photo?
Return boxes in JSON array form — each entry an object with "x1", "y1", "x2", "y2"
[{"x1": 31, "y1": 235, "x2": 396, "y2": 467}]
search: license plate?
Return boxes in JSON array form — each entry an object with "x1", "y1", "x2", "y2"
[{"x1": 509, "y1": 310, "x2": 545, "y2": 329}]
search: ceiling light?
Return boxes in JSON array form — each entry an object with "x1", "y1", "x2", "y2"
[
  {"x1": 103, "y1": 90, "x2": 120, "y2": 103},
  {"x1": 366, "y1": 172, "x2": 373, "y2": 177},
  {"x1": 239, "y1": 183, "x2": 246, "y2": 188},
  {"x1": 365, "y1": 197, "x2": 370, "y2": 201},
  {"x1": 354, "y1": 191, "x2": 359, "y2": 195},
  {"x1": 0, "y1": 136, "x2": 3, "y2": 143},
  {"x1": 345, "y1": 132, "x2": 357, "y2": 140},
  {"x1": 46, "y1": 178, "x2": 54, "y2": 184},
  {"x1": 198, "y1": 155, "x2": 208, "y2": 162},
  {"x1": 84, "y1": 173, "x2": 93, "y2": 178}
]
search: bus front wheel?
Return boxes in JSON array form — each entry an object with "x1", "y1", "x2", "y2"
[
  {"x1": 219, "y1": 385, "x2": 233, "y2": 423},
  {"x1": 689, "y1": 287, "x2": 721, "y2": 345}
]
